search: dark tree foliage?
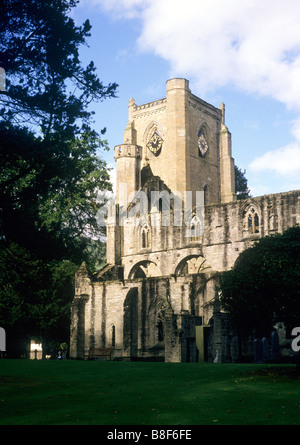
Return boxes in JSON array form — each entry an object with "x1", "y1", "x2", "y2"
[
  {"x1": 0, "y1": 123, "x2": 112, "y2": 262},
  {"x1": 220, "y1": 227, "x2": 300, "y2": 338},
  {"x1": 0, "y1": 0, "x2": 117, "y2": 257},
  {"x1": 235, "y1": 165, "x2": 251, "y2": 200},
  {"x1": 0, "y1": 240, "x2": 78, "y2": 356},
  {"x1": 0, "y1": 0, "x2": 117, "y2": 138},
  {"x1": 0, "y1": 0, "x2": 117, "y2": 353}
]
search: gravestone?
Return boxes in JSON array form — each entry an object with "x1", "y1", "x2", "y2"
[
  {"x1": 262, "y1": 337, "x2": 270, "y2": 360},
  {"x1": 230, "y1": 335, "x2": 239, "y2": 363},
  {"x1": 0, "y1": 327, "x2": 5, "y2": 352},
  {"x1": 253, "y1": 338, "x2": 263, "y2": 363},
  {"x1": 271, "y1": 331, "x2": 281, "y2": 361},
  {"x1": 213, "y1": 349, "x2": 219, "y2": 363}
]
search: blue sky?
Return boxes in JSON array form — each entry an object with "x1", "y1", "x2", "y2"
[{"x1": 72, "y1": 0, "x2": 300, "y2": 197}]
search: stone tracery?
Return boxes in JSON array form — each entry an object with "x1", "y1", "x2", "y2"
[{"x1": 70, "y1": 78, "x2": 300, "y2": 363}]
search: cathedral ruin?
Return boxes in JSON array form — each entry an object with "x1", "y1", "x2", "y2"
[{"x1": 70, "y1": 78, "x2": 300, "y2": 362}]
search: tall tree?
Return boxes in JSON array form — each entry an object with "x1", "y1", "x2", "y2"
[
  {"x1": 220, "y1": 227, "x2": 300, "y2": 339},
  {"x1": 0, "y1": 0, "x2": 117, "y2": 258},
  {"x1": 0, "y1": 0, "x2": 117, "y2": 354},
  {"x1": 235, "y1": 166, "x2": 251, "y2": 200},
  {"x1": 0, "y1": 241, "x2": 78, "y2": 356},
  {"x1": 0, "y1": 0, "x2": 117, "y2": 138},
  {"x1": 0, "y1": 124, "x2": 112, "y2": 261}
]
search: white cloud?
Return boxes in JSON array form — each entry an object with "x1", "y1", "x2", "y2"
[
  {"x1": 80, "y1": 0, "x2": 148, "y2": 19},
  {"x1": 249, "y1": 143, "x2": 300, "y2": 175},
  {"x1": 250, "y1": 117, "x2": 300, "y2": 176},
  {"x1": 82, "y1": 0, "x2": 300, "y2": 182},
  {"x1": 88, "y1": 0, "x2": 300, "y2": 109},
  {"x1": 291, "y1": 117, "x2": 300, "y2": 141},
  {"x1": 108, "y1": 164, "x2": 117, "y2": 193}
]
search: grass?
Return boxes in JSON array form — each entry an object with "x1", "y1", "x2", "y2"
[{"x1": 0, "y1": 360, "x2": 299, "y2": 425}]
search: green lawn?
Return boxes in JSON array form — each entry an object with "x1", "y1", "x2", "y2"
[{"x1": 0, "y1": 360, "x2": 299, "y2": 425}]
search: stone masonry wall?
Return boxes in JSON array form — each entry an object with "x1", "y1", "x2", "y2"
[
  {"x1": 70, "y1": 189, "x2": 300, "y2": 361},
  {"x1": 119, "y1": 189, "x2": 300, "y2": 278}
]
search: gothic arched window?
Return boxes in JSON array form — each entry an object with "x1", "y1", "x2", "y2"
[
  {"x1": 247, "y1": 207, "x2": 260, "y2": 233},
  {"x1": 141, "y1": 224, "x2": 150, "y2": 248},
  {"x1": 197, "y1": 123, "x2": 209, "y2": 158},
  {"x1": 189, "y1": 215, "x2": 202, "y2": 241},
  {"x1": 203, "y1": 184, "x2": 208, "y2": 206},
  {"x1": 111, "y1": 325, "x2": 116, "y2": 347},
  {"x1": 157, "y1": 310, "x2": 164, "y2": 342}
]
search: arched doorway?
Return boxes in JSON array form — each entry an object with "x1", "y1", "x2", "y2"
[{"x1": 123, "y1": 288, "x2": 138, "y2": 358}]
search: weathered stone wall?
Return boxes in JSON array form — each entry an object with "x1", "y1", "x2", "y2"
[
  {"x1": 70, "y1": 77, "x2": 300, "y2": 363},
  {"x1": 114, "y1": 78, "x2": 234, "y2": 208},
  {"x1": 203, "y1": 190, "x2": 300, "y2": 271},
  {"x1": 107, "y1": 78, "x2": 236, "y2": 266},
  {"x1": 70, "y1": 272, "x2": 216, "y2": 362},
  {"x1": 117, "y1": 189, "x2": 300, "y2": 278},
  {"x1": 70, "y1": 189, "x2": 300, "y2": 362},
  {"x1": 187, "y1": 93, "x2": 222, "y2": 203}
]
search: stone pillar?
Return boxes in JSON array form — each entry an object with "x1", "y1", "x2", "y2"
[
  {"x1": 69, "y1": 296, "x2": 88, "y2": 359},
  {"x1": 219, "y1": 103, "x2": 236, "y2": 203},
  {"x1": 70, "y1": 298, "x2": 80, "y2": 359},
  {"x1": 106, "y1": 203, "x2": 122, "y2": 265},
  {"x1": 253, "y1": 338, "x2": 264, "y2": 363},
  {"x1": 166, "y1": 78, "x2": 190, "y2": 197},
  {"x1": 114, "y1": 99, "x2": 142, "y2": 210},
  {"x1": 0, "y1": 327, "x2": 6, "y2": 353},
  {"x1": 271, "y1": 331, "x2": 281, "y2": 362},
  {"x1": 212, "y1": 290, "x2": 222, "y2": 363},
  {"x1": 164, "y1": 306, "x2": 181, "y2": 362},
  {"x1": 114, "y1": 143, "x2": 142, "y2": 209}
]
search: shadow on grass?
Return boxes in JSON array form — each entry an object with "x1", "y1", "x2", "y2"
[{"x1": 0, "y1": 360, "x2": 299, "y2": 425}]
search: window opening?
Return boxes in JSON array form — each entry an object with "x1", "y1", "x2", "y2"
[
  {"x1": 111, "y1": 325, "x2": 116, "y2": 347},
  {"x1": 141, "y1": 224, "x2": 150, "y2": 248},
  {"x1": 190, "y1": 215, "x2": 202, "y2": 240},
  {"x1": 248, "y1": 207, "x2": 259, "y2": 233}
]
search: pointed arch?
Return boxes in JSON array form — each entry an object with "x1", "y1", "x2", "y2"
[
  {"x1": 197, "y1": 122, "x2": 210, "y2": 157},
  {"x1": 128, "y1": 260, "x2": 160, "y2": 279},
  {"x1": 189, "y1": 214, "x2": 203, "y2": 241},
  {"x1": 143, "y1": 121, "x2": 164, "y2": 157},
  {"x1": 141, "y1": 223, "x2": 151, "y2": 249},
  {"x1": 110, "y1": 324, "x2": 116, "y2": 347},
  {"x1": 174, "y1": 255, "x2": 210, "y2": 277},
  {"x1": 123, "y1": 288, "x2": 138, "y2": 358},
  {"x1": 143, "y1": 120, "x2": 164, "y2": 145},
  {"x1": 241, "y1": 201, "x2": 260, "y2": 235}
]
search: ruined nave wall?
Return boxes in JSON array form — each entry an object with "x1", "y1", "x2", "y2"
[{"x1": 119, "y1": 189, "x2": 300, "y2": 278}]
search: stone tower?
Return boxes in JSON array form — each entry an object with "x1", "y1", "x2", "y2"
[
  {"x1": 114, "y1": 78, "x2": 235, "y2": 207},
  {"x1": 107, "y1": 78, "x2": 236, "y2": 266},
  {"x1": 70, "y1": 78, "x2": 300, "y2": 363}
]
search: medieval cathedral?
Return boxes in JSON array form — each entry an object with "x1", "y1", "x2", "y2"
[{"x1": 70, "y1": 78, "x2": 300, "y2": 363}]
